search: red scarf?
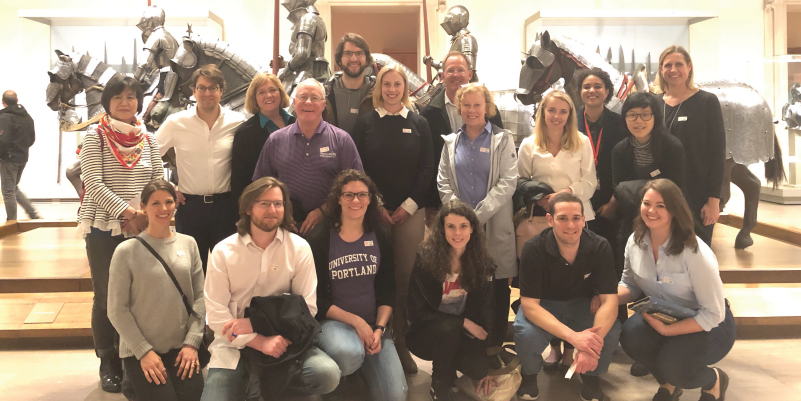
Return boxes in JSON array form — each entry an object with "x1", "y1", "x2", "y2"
[{"x1": 96, "y1": 113, "x2": 149, "y2": 169}]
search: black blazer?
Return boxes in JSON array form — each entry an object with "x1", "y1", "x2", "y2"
[
  {"x1": 306, "y1": 220, "x2": 396, "y2": 322},
  {"x1": 406, "y1": 255, "x2": 494, "y2": 341},
  {"x1": 419, "y1": 89, "x2": 504, "y2": 208},
  {"x1": 611, "y1": 133, "x2": 686, "y2": 190},
  {"x1": 230, "y1": 112, "x2": 295, "y2": 201},
  {"x1": 577, "y1": 107, "x2": 626, "y2": 210}
]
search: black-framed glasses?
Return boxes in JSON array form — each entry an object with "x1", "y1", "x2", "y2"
[
  {"x1": 341, "y1": 192, "x2": 371, "y2": 201},
  {"x1": 342, "y1": 51, "x2": 365, "y2": 59},
  {"x1": 625, "y1": 113, "x2": 654, "y2": 121},
  {"x1": 254, "y1": 200, "x2": 285, "y2": 209}
]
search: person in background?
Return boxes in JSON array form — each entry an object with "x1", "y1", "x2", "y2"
[
  {"x1": 323, "y1": 33, "x2": 376, "y2": 135},
  {"x1": 0, "y1": 90, "x2": 41, "y2": 222},
  {"x1": 351, "y1": 64, "x2": 435, "y2": 374},
  {"x1": 156, "y1": 64, "x2": 246, "y2": 271},
  {"x1": 613, "y1": 179, "x2": 734, "y2": 401},
  {"x1": 230, "y1": 72, "x2": 295, "y2": 203},
  {"x1": 517, "y1": 90, "x2": 598, "y2": 372},
  {"x1": 307, "y1": 170, "x2": 407, "y2": 401},
  {"x1": 437, "y1": 83, "x2": 518, "y2": 348},
  {"x1": 406, "y1": 200, "x2": 497, "y2": 401},
  {"x1": 78, "y1": 75, "x2": 163, "y2": 393},
  {"x1": 108, "y1": 179, "x2": 205, "y2": 401}
]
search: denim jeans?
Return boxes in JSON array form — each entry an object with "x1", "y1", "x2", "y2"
[
  {"x1": 200, "y1": 346, "x2": 340, "y2": 401},
  {"x1": 86, "y1": 227, "x2": 128, "y2": 358},
  {"x1": 316, "y1": 320, "x2": 407, "y2": 401},
  {"x1": 621, "y1": 304, "x2": 736, "y2": 390},
  {"x1": 513, "y1": 298, "x2": 622, "y2": 376},
  {"x1": 0, "y1": 160, "x2": 38, "y2": 221}
]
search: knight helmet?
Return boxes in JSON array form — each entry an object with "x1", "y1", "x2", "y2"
[
  {"x1": 440, "y1": 6, "x2": 469, "y2": 36},
  {"x1": 281, "y1": 0, "x2": 317, "y2": 12},
  {"x1": 136, "y1": 5, "x2": 166, "y2": 38}
]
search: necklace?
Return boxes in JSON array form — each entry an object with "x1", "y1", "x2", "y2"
[{"x1": 664, "y1": 100, "x2": 683, "y2": 132}]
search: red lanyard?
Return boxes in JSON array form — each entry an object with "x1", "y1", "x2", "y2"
[{"x1": 583, "y1": 112, "x2": 602, "y2": 166}]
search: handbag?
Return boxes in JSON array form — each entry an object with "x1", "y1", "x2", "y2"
[
  {"x1": 455, "y1": 346, "x2": 522, "y2": 401},
  {"x1": 135, "y1": 237, "x2": 212, "y2": 367},
  {"x1": 515, "y1": 204, "x2": 550, "y2": 258}
]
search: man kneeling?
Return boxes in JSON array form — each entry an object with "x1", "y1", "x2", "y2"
[
  {"x1": 201, "y1": 177, "x2": 340, "y2": 401},
  {"x1": 513, "y1": 192, "x2": 621, "y2": 401}
]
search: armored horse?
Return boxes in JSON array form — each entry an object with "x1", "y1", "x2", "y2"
[{"x1": 517, "y1": 31, "x2": 786, "y2": 249}]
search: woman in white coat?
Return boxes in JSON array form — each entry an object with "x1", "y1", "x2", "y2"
[{"x1": 437, "y1": 83, "x2": 518, "y2": 347}]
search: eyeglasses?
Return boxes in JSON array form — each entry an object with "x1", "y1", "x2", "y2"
[
  {"x1": 341, "y1": 192, "x2": 371, "y2": 201},
  {"x1": 444, "y1": 67, "x2": 468, "y2": 75},
  {"x1": 254, "y1": 200, "x2": 285, "y2": 209},
  {"x1": 296, "y1": 95, "x2": 324, "y2": 103},
  {"x1": 625, "y1": 113, "x2": 654, "y2": 121},
  {"x1": 195, "y1": 85, "x2": 220, "y2": 93},
  {"x1": 342, "y1": 51, "x2": 365, "y2": 59}
]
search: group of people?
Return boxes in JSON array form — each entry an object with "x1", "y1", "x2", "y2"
[{"x1": 70, "y1": 31, "x2": 734, "y2": 401}]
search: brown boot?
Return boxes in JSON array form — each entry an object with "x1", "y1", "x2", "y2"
[{"x1": 395, "y1": 341, "x2": 418, "y2": 375}]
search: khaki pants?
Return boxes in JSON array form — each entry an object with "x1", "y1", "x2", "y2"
[{"x1": 391, "y1": 209, "x2": 426, "y2": 345}]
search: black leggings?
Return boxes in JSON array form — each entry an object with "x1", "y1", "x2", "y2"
[
  {"x1": 123, "y1": 348, "x2": 204, "y2": 401},
  {"x1": 407, "y1": 316, "x2": 489, "y2": 383},
  {"x1": 85, "y1": 229, "x2": 128, "y2": 358}
]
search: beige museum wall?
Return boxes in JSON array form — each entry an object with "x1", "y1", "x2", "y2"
[{"x1": 0, "y1": 0, "x2": 768, "y2": 200}]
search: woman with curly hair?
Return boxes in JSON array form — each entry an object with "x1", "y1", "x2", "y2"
[
  {"x1": 406, "y1": 199, "x2": 496, "y2": 401},
  {"x1": 306, "y1": 169, "x2": 407, "y2": 401}
]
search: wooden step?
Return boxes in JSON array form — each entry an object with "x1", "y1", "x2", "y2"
[
  {"x1": 712, "y1": 224, "x2": 801, "y2": 284},
  {"x1": 0, "y1": 292, "x2": 92, "y2": 339}
]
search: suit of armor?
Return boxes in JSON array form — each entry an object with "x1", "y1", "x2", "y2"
[
  {"x1": 134, "y1": 6, "x2": 179, "y2": 83},
  {"x1": 441, "y1": 6, "x2": 477, "y2": 79},
  {"x1": 279, "y1": 0, "x2": 330, "y2": 90}
]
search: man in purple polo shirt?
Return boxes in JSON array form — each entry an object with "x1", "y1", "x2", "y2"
[{"x1": 253, "y1": 78, "x2": 363, "y2": 236}]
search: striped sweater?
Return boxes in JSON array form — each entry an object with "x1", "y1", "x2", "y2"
[{"x1": 77, "y1": 131, "x2": 163, "y2": 237}]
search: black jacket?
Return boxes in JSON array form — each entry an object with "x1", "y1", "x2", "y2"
[
  {"x1": 230, "y1": 112, "x2": 295, "y2": 201},
  {"x1": 0, "y1": 104, "x2": 36, "y2": 163},
  {"x1": 406, "y1": 254, "x2": 494, "y2": 342},
  {"x1": 611, "y1": 134, "x2": 686, "y2": 190},
  {"x1": 513, "y1": 178, "x2": 554, "y2": 217},
  {"x1": 306, "y1": 220, "x2": 396, "y2": 321},
  {"x1": 419, "y1": 89, "x2": 504, "y2": 208},
  {"x1": 243, "y1": 294, "x2": 322, "y2": 400},
  {"x1": 577, "y1": 107, "x2": 626, "y2": 210}
]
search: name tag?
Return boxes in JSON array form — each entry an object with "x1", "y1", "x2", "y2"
[
  {"x1": 584, "y1": 273, "x2": 592, "y2": 279},
  {"x1": 320, "y1": 146, "x2": 329, "y2": 152},
  {"x1": 650, "y1": 169, "x2": 661, "y2": 177},
  {"x1": 141, "y1": 160, "x2": 151, "y2": 167},
  {"x1": 271, "y1": 264, "x2": 279, "y2": 271},
  {"x1": 678, "y1": 116, "x2": 687, "y2": 122},
  {"x1": 364, "y1": 241, "x2": 374, "y2": 246},
  {"x1": 662, "y1": 277, "x2": 673, "y2": 284},
  {"x1": 350, "y1": 108, "x2": 359, "y2": 114},
  {"x1": 480, "y1": 147, "x2": 490, "y2": 153},
  {"x1": 402, "y1": 128, "x2": 412, "y2": 133},
  {"x1": 176, "y1": 250, "x2": 185, "y2": 256}
]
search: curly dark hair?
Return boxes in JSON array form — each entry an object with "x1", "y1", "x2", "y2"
[
  {"x1": 574, "y1": 67, "x2": 615, "y2": 104},
  {"x1": 419, "y1": 199, "x2": 495, "y2": 291},
  {"x1": 324, "y1": 169, "x2": 385, "y2": 233}
]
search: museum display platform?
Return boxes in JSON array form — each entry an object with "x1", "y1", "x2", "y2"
[{"x1": 2, "y1": 213, "x2": 800, "y2": 342}]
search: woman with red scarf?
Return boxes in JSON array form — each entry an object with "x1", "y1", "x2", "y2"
[{"x1": 77, "y1": 75, "x2": 164, "y2": 394}]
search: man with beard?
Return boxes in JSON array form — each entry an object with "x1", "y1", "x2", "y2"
[
  {"x1": 513, "y1": 192, "x2": 621, "y2": 401},
  {"x1": 156, "y1": 64, "x2": 246, "y2": 271},
  {"x1": 253, "y1": 78, "x2": 363, "y2": 236},
  {"x1": 202, "y1": 177, "x2": 340, "y2": 400},
  {"x1": 420, "y1": 51, "x2": 503, "y2": 224},
  {"x1": 323, "y1": 33, "x2": 375, "y2": 135}
]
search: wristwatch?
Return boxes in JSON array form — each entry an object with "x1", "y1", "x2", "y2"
[{"x1": 372, "y1": 324, "x2": 386, "y2": 334}]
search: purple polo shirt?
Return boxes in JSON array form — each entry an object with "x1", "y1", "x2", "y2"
[{"x1": 253, "y1": 119, "x2": 363, "y2": 214}]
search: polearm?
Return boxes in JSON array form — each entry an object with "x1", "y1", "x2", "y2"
[
  {"x1": 273, "y1": 0, "x2": 280, "y2": 73},
  {"x1": 422, "y1": 0, "x2": 432, "y2": 81}
]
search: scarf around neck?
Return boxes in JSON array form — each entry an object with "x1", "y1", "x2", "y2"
[{"x1": 96, "y1": 113, "x2": 148, "y2": 169}]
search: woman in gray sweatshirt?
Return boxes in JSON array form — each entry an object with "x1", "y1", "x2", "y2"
[{"x1": 108, "y1": 179, "x2": 205, "y2": 401}]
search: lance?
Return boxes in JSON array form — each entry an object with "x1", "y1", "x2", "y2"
[
  {"x1": 422, "y1": 0, "x2": 432, "y2": 81},
  {"x1": 273, "y1": 0, "x2": 280, "y2": 74}
]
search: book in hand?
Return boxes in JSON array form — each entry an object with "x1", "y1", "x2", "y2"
[{"x1": 628, "y1": 296, "x2": 698, "y2": 325}]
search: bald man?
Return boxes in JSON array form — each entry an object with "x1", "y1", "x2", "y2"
[{"x1": 1, "y1": 90, "x2": 40, "y2": 221}]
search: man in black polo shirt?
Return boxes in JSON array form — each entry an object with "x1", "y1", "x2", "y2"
[{"x1": 513, "y1": 192, "x2": 621, "y2": 401}]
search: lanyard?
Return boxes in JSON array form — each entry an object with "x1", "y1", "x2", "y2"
[{"x1": 583, "y1": 112, "x2": 602, "y2": 166}]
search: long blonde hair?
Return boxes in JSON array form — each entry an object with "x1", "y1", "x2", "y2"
[{"x1": 532, "y1": 91, "x2": 581, "y2": 152}]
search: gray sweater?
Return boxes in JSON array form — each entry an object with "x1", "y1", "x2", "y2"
[{"x1": 108, "y1": 232, "x2": 206, "y2": 359}]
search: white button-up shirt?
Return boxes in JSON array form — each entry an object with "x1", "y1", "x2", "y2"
[
  {"x1": 517, "y1": 134, "x2": 598, "y2": 221},
  {"x1": 155, "y1": 106, "x2": 246, "y2": 195},
  {"x1": 204, "y1": 229, "x2": 317, "y2": 370}
]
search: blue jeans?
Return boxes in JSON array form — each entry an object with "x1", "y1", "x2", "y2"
[
  {"x1": 621, "y1": 304, "x2": 736, "y2": 390},
  {"x1": 0, "y1": 160, "x2": 38, "y2": 221},
  {"x1": 199, "y1": 346, "x2": 340, "y2": 401},
  {"x1": 316, "y1": 320, "x2": 407, "y2": 401},
  {"x1": 513, "y1": 298, "x2": 622, "y2": 376}
]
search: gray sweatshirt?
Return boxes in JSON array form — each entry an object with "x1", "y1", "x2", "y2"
[{"x1": 108, "y1": 232, "x2": 206, "y2": 359}]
